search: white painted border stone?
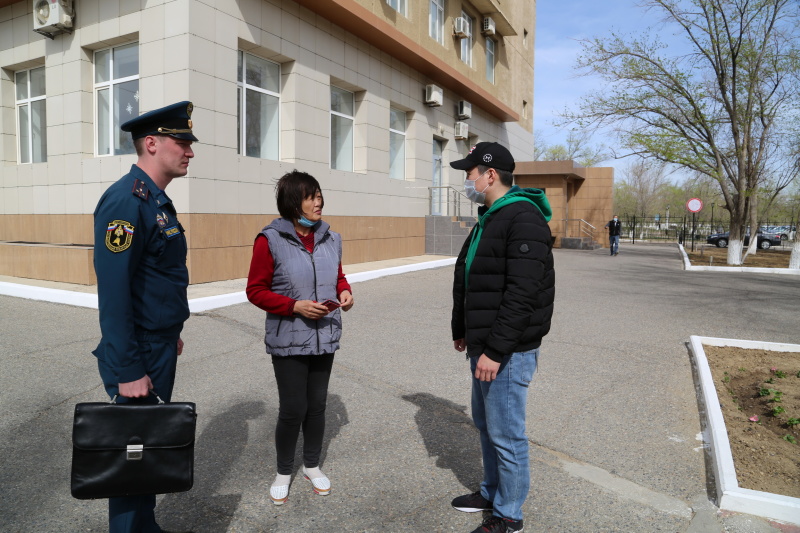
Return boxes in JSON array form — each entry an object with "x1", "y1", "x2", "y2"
[
  {"x1": 0, "y1": 258, "x2": 458, "y2": 313},
  {"x1": 678, "y1": 244, "x2": 800, "y2": 275},
  {"x1": 689, "y1": 335, "x2": 800, "y2": 525}
]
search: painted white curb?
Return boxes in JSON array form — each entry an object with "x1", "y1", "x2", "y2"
[
  {"x1": 0, "y1": 282, "x2": 99, "y2": 309},
  {"x1": 689, "y1": 335, "x2": 800, "y2": 526},
  {"x1": 678, "y1": 244, "x2": 800, "y2": 274},
  {"x1": 0, "y1": 257, "x2": 458, "y2": 312}
]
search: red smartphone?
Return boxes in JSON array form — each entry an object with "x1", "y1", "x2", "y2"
[{"x1": 321, "y1": 299, "x2": 341, "y2": 312}]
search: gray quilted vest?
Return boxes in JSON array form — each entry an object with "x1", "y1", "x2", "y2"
[{"x1": 260, "y1": 217, "x2": 342, "y2": 356}]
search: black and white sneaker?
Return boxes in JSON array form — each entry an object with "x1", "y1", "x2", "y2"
[
  {"x1": 471, "y1": 515, "x2": 523, "y2": 533},
  {"x1": 451, "y1": 491, "x2": 493, "y2": 513}
]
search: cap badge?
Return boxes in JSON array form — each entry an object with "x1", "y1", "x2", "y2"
[
  {"x1": 483, "y1": 154, "x2": 493, "y2": 163},
  {"x1": 186, "y1": 103, "x2": 193, "y2": 116}
]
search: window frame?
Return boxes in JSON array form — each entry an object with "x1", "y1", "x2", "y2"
[
  {"x1": 460, "y1": 11, "x2": 474, "y2": 66},
  {"x1": 389, "y1": 107, "x2": 406, "y2": 180},
  {"x1": 93, "y1": 41, "x2": 140, "y2": 157},
  {"x1": 386, "y1": 0, "x2": 407, "y2": 16},
  {"x1": 330, "y1": 85, "x2": 355, "y2": 171},
  {"x1": 429, "y1": 0, "x2": 445, "y2": 44},
  {"x1": 237, "y1": 51, "x2": 281, "y2": 160},
  {"x1": 14, "y1": 65, "x2": 47, "y2": 164},
  {"x1": 486, "y1": 37, "x2": 495, "y2": 83}
]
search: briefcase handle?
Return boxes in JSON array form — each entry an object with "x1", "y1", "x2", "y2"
[{"x1": 109, "y1": 390, "x2": 165, "y2": 405}]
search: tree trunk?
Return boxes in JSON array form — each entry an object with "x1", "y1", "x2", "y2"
[
  {"x1": 790, "y1": 238, "x2": 800, "y2": 269},
  {"x1": 728, "y1": 239, "x2": 744, "y2": 265},
  {"x1": 743, "y1": 198, "x2": 759, "y2": 262}
]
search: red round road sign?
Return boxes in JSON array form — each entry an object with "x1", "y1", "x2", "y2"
[{"x1": 686, "y1": 198, "x2": 703, "y2": 213}]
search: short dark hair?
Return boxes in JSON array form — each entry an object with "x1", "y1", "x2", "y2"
[
  {"x1": 477, "y1": 164, "x2": 514, "y2": 187},
  {"x1": 275, "y1": 170, "x2": 324, "y2": 220}
]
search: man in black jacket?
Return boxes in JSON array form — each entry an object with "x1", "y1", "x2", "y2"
[
  {"x1": 605, "y1": 215, "x2": 622, "y2": 255},
  {"x1": 449, "y1": 142, "x2": 555, "y2": 533}
]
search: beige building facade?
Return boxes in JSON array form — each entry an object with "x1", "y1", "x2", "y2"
[{"x1": 0, "y1": 0, "x2": 536, "y2": 284}]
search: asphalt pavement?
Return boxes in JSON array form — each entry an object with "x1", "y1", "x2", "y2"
[{"x1": 1, "y1": 244, "x2": 799, "y2": 532}]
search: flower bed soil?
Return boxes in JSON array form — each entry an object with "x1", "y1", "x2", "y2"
[
  {"x1": 687, "y1": 246, "x2": 792, "y2": 268},
  {"x1": 703, "y1": 345, "x2": 800, "y2": 498}
]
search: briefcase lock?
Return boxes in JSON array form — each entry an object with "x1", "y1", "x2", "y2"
[{"x1": 127, "y1": 444, "x2": 144, "y2": 460}]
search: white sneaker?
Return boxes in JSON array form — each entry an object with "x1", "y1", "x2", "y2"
[
  {"x1": 302, "y1": 466, "x2": 331, "y2": 496},
  {"x1": 270, "y1": 474, "x2": 291, "y2": 505}
]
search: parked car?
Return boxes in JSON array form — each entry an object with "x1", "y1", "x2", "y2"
[{"x1": 706, "y1": 232, "x2": 782, "y2": 249}]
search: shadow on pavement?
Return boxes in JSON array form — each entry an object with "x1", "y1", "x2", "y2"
[{"x1": 403, "y1": 392, "x2": 483, "y2": 491}]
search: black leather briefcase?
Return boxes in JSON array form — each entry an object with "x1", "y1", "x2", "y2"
[{"x1": 70, "y1": 394, "x2": 197, "y2": 499}]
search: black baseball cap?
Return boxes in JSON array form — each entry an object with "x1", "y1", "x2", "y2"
[
  {"x1": 450, "y1": 141, "x2": 515, "y2": 172},
  {"x1": 121, "y1": 101, "x2": 199, "y2": 142}
]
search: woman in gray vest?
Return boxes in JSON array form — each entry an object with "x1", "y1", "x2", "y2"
[{"x1": 246, "y1": 170, "x2": 354, "y2": 505}]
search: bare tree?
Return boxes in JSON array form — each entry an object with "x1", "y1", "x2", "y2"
[
  {"x1": 563, "y1": 0, "x2": 800, "y2": 265},
  {"x1": 533, "y1": 130, "x2": 611, "y2": 167},
  {"x1": 618, "y1": 160, "x2": 671, "y2": 217}
]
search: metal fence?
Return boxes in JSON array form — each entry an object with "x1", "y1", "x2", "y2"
[{"x1": 618, "y1": 214, "x2": 796, "y2": 250}]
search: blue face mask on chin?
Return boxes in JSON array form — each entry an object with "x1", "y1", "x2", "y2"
[{"x1": 298, "y1": 216, "x2": 318, "y2": 228}]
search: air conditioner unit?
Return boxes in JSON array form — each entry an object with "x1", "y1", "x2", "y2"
[
  {"x1": 482, "y1": 17, "x2": 496, "y2": 35},
  {"x1": 454, "y1": 122, "x2": 469, "y2": 140},
  {"x1": 32, "y1": 0, "x2": 74, "y2": 34},
  {"x1": 425, "y1": 84, "x2": 443, "y2": 107},
  {"x1": 454, "y1": 17, "x2": 468, "y2": 38},
  {"x1": 458, "y1": 100, "x2": 472, "y2": 120}
]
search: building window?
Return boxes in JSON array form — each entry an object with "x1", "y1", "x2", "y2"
[
  {"x1": 389, "y1": 107, "x2": 406, "y2": 180},
  {"x1": 330, "y1": 86, "x2": 354, "y2": 171},
  {"x1": 95, "y1": 42, "x2": 139, "y2": 156},
  {"x1": 15, "y1": 66, "x2": 47, "y2": 164},
  {"x1": 460, "y1": 11, "x2": 473, "y2": 66},
  {"x1": 429, "y1": 0, "x2": 445, "y2": 44},
  {"x1": 237, "y1": 51, "x2": 280, "y2": 160},
  {"x1": 386, "y1": 0, "x2": 406, "y2": 16},
  {"x1": 486, "y1": 38, "x2": 495, "y2": 83}
]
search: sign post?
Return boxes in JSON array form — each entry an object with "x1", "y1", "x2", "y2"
[{"x1": 686, "y1": 198, "x2": 704, "y2": 252}]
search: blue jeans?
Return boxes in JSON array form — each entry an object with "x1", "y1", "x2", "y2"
[
  {"x1": 470, "y1": 348, "x2": 539, "y2": 521},
  {"x1": 609, "y1": 235, "x2": 619, "y2": 255}
]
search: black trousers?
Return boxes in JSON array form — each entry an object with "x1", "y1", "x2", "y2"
[{"x1": 271, "y1": 353, "x2": 335, "y2": 475}]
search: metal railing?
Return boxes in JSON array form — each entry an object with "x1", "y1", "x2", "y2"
[
  {"x1": 428, "y1": 186, "x2": 475, "y2": 218},
  {"x1": 561, "y1": 219, "x2": 596, "y2": 242}
]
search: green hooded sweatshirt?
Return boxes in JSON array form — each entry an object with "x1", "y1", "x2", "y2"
[{"x1": 464, "y1": 186, "x2": 552, "y2": 289}]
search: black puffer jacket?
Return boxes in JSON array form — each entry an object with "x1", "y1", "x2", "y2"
[{"x1": 452, "y1": 189, "x2": 555, "y2": 362}]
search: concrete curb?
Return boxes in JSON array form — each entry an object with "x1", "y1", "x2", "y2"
[
  {"x1": 678, "y1": 244, "x2": 800, "y2": 274},
  {"x1": 0, "y1": 257, "x2": 458, "y2": 312},
  {"x1": 688, "y1": 335, "x2": 800, "y2": 526}
]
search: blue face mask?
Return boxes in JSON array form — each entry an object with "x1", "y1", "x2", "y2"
[
  {"x1": 464, "y1": 170, "x2": 490, "y2": 204},
  {"x1": 298, "y1": 216, "x2": 318, "y2": 228}
]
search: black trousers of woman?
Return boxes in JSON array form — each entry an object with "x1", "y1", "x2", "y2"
[{"x1": 271, "y1": 353, "x2": 335, "y2": 475}]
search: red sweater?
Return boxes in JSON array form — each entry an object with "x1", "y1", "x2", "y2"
[{"x1": 246, "y1": 232, "x2": 352, "y2": 316}]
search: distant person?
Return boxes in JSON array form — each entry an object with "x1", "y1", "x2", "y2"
[
  {"x1": 246, "y1": 171, "x2": 353, "y2": 505},
  {"x1": 449, "y1": 142, "x2": 555, "y2": 533},
  {"x1": 605, "y1": 215, "x2": 622, "y2": 255},
  {"x1": 92, "y1": 101, "x2": 197, "y2": 533}
]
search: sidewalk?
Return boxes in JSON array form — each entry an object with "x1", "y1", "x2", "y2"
[{"x1": 2, "y1": 245, "x2": 799, "y2": 532}]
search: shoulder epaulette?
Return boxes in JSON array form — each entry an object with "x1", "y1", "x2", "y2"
[{"x1": 132, "y1": 179, "x2": 149, "y2": 200}]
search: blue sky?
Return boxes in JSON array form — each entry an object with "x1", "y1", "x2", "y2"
[{"x1": 533, "y1": 0, "x2": 681, "y2": 178}]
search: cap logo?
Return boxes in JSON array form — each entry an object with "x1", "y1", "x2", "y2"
[
  {"x1": 483, "y1": 154, "x2": 493, "y2": 163},
  {"x1": 468, "y1": 145, "x2": 477, "y2": 154},
  {"x1": 187, "y1": 103, "x2": 193, "y2": 116}
]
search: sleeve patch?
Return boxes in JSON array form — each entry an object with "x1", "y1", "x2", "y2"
[{"x1": 105, "y1": 220, "x2": 135, "y2": 252}]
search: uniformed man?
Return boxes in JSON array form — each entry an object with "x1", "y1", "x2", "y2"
[{"x1": 92, "y1": 101, "x2": 197, "y2": 533}]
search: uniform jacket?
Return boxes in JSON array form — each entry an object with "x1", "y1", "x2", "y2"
[
  {"x1": 260, "y1": 217, "x2": 343, "y2": 356},
  {"x1": 452, "y1": 186, "x2": 555, "y2": 362},
  {"x1": 92, "y1": 165, "x2": 189, "y2": 383}
]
